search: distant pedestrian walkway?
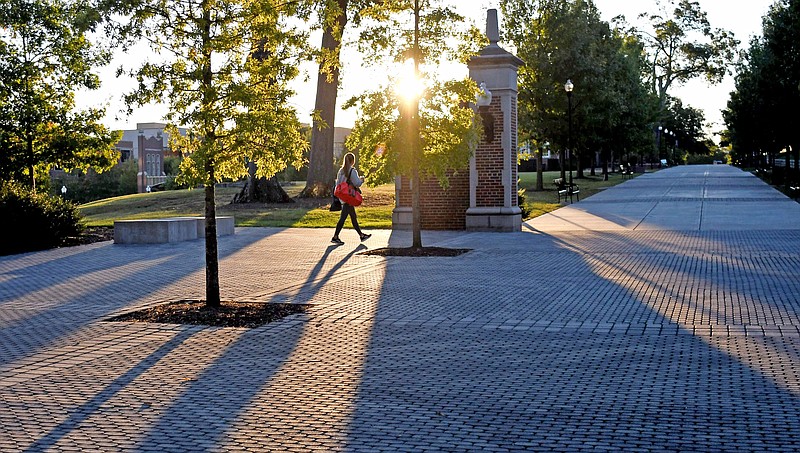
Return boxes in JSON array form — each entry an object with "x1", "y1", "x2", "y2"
[{"x1": 527, "y1": 164, "x2": 800, "y2": 231}]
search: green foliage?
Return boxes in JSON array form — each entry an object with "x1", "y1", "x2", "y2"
[
  {"x1": 517, "y1": 188, "x2": 532, "y2": 219},
  {"x1": 0, "y1": 181, "x2": 84, "y2": 255},
  {"x1": 685, "y1": 154, "x2": 713, "y2": 165},
  {"x1": 276, "y1": 164, "x2": 308, "y2": 182},
  {"x1": 117, "y1": 0, "x2": 309, "y2": 188},
  {"x1": 725, "y1": 0, "x2": 799, "y2": 167},
  {"x1": 633, "y1": 0, "x2": 738, "y2": 115},
  {"x1": 344, "y1": 0, "x2": 483, "y2": 188},
  {"x1": 115, "y1": 0, "x2": 311, "y2": 304},
  {"x1": 163, "y1": 155, "x2": 181, "y2": 176},
  {"x1": 354, "y1": 0, "x2": 485, "y2": 66},
  {"x1": 502, "y1": 0, "x2": 658, "y2": 167},
  {"x1": 346, "y1": 78, "x2": 481, "y2": 188},
  {"x1": 0, "y1": 0, "x2": 120, "y2": 189},
  {"x1": 51, "y1": 159, "x2": 139, "y2": 203}
]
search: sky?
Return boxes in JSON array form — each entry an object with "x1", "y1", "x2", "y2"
[{"x1": 84, "y1": 0, "x2": 776, "y2": 139}]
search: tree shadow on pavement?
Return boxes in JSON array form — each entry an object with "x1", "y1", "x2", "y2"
[{"x1": 339, "y1": 228, "x2": 800, "y2": 451}]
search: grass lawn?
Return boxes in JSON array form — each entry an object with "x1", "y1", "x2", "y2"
[
  {"x1": 519, "y1": 170, "x2": 635, "y2": 217},
  {"x1": 78, "y1": 170, "x2": 636, "y2": 228},
  {"x1": 78, "y1": 182, "x2": 396, "y2": 229}
]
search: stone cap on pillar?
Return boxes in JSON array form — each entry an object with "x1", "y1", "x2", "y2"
[{"x1": 469, "y1": 9, "x2": 524, "y2": 69}]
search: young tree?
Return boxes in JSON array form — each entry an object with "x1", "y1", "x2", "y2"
[
  {"x1": 0, "y1": 0, "x2": 119, "y2": 190},
  {"x1": 117, "y1": 0, "x2": 308, "y2": 306},
  {"x1": 344, "y1": 0, "x2": 482, "y2": 249}
]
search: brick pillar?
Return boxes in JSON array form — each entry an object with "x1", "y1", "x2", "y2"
[{"x1": 465, "y1": 9, "x2": 524, "y2": 232}]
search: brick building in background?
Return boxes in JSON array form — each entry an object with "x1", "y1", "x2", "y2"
[{"x1": 114, "y1": 123, "x2": 186, "y2": 193}]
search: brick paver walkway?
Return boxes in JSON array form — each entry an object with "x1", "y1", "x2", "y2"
[{"x1": 2, "y1": 165, "x2": 800, "y2": 451}]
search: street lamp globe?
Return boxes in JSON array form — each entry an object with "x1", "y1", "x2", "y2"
[
  {"x1": 564, "y1": 79, "x2": 574, "y2": 93},
  {"x1": 476, "y1": 82, "x2": 493, "y2": 107}
]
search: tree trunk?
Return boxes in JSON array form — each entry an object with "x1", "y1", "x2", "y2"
[
  {"x1": 27, "y1": 135, "x2": 36, "y2": 190},
  {"x1": 535, "y1": 149, "x2": 543, "y2": 191},
  {"x1": 205, "y1": 166, "x2": 220, "y2": 308},
  {"x1": 200, "y1": 0, "x2": 220, "y2": 309},
  {"x1": 246, "y1": 160, "x2": 256, "y2": 201},
  {"x1": 300, "y1": 0, "x2": 349, "y2": 198},
  {"x1": 232, "y1": 175, "x2": 293, "y2": 204}
]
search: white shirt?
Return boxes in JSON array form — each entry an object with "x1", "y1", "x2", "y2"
[{"x1": 336, "y1": 167, "x2": 363, "y2": 188}]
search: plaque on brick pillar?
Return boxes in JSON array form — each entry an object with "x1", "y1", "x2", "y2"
[{"x1": 466, "y1": 9, "x2": 524, "y2": 232}]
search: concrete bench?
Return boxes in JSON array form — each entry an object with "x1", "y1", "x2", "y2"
[
  {"x1": 170, "y1": 216, "x2": 235, "y2": 238},
  {"x1": 114, "y1": 216, "x2": 234, "y2": 244}
]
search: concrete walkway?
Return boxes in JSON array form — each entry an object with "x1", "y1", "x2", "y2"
[{"x1": 1, "y1": 165, "x2": 800, "y2": 451}]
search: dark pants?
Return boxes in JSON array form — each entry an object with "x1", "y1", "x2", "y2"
[{"x1": 334, "y1": 203, "x2": 363, "y2": 237}]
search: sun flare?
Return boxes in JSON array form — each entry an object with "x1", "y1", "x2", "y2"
[{"x1": 394, "y1": 58, "x2": 425, "y2": 103}]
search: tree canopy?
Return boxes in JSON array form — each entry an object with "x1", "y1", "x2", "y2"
[
  {"x1": 0, "y1": 0, "x2": 119, "y2": 190},
  {"x1": 634, "y1": 0, "x2": 738, "y2": 116},
  {"x1": 502, "y1": 0, "x2": 658, "y2": 178},
  {"x1": 725, "y1": 0, "x2": 799, "y2": 173}
]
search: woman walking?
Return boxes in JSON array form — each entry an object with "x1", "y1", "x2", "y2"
[{"x1": 332, "y1": 152, "x2": 371, "y2": 245}]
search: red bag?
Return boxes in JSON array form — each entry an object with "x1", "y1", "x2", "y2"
[{"x1": 334, "y1": 169, "x2": 363, "y2": 206}]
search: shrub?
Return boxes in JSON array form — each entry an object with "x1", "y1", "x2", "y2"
[
  {"x1": 51, "y1": 160, "x2": 139, "y2": 203},
  {"x1": 163, "y1": 155, "x2": 182, "y2": 176},
  {"x1": 518, "y1": 188, "x2": 532, "y2": 219},
  {"x1": 686, "y1": 154, "x2": 714, "y2": 165},
  {"x1": 0, "y1": 182, "x2": 85, "y2": 255},
  {"x1": 164, "y1": 175, "x2": 189, "y2": 190}
]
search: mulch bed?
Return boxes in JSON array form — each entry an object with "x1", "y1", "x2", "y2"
[
  {"x1": 81, "y1": 226, "x2": 115, "y2": 243},
  {"x1": 107, "y1": 300, "x2": 308, "y2": 328},
  {"x1": 64, "y1": 226, "x2": 115, "y2": 246},
  {"x1": 360, "y1": 247, "x2": 471, "y2": 257}
]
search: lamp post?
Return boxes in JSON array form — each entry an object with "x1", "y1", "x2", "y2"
[
  {"x1": 656, "y1": 125, "x2": 662, "y2": 167},
  {"x1": 61, "y1": 185, "x2": 67, "y2": 198},
  {"x1": 565, "y1": 79, "x2": 574, "y2": 188},
  {"x1": 668, "y1": 130, "x2": 675, "y2": 164}
]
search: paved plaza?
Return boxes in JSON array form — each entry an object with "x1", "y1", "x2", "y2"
[{"x1": 2, "y1": 164, "x2": 800, "y2": 452}]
